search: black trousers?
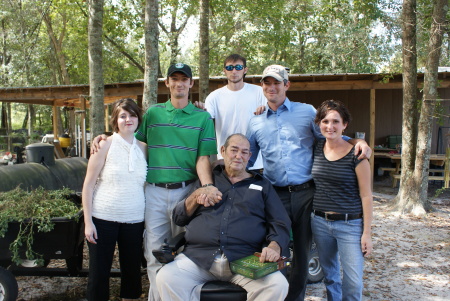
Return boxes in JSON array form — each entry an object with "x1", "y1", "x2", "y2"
[
  {"x1": 87, "y1": 217, "x2": 144, "y2": 301},
  {"x1": 276, "y1": 186, "x2": 315, "y2": 301}
]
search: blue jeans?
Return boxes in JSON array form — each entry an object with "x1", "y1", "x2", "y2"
[{"x1": 311, "y1": 213, "x2": 364, "y2": 301}]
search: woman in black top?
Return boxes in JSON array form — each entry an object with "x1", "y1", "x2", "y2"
[{"x1": 311, "y1": 100, "x2": 373, "y2": 301}]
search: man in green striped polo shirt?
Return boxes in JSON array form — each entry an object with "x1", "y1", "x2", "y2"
[{"x1": 135, "y1": 63, "x2": 220, "y2": 301}]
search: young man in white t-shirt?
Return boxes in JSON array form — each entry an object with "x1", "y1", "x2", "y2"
[{"x1": 204, "y1": 54, "x2": 266, "y2": 169}]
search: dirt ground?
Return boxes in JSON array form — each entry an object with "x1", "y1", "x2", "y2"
[{"x1": 12, "y1": 175, "x2": 450, "y2": 301}]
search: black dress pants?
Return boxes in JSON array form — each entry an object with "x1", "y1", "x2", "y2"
[
  {"x1": 87, "y1": 217, "x2": 144, "y2": 301},
  {"x1": 276, "y1": 186, "x2": 315, "y2": 301}
]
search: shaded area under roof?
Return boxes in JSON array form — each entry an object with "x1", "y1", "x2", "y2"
[{"x1": 1, "y1": 72, "x2": 449, "y2": 108}]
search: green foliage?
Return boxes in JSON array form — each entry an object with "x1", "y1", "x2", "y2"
[
  {"x1": 434, "y1": 187, "x2": 447, "y2": 198},
  {"x1": 433, "y1": 98, "x2": 445, "y2": 126},
  {"x1": 0, "y1": 187, "x2": 80, "y2": 265},
  {"x1": 204, "y1": 0, "x2": 403, "y2": 75},
  {"x1": 379, "y1": 73, "x2": 395, "y2": 84},
  {"x1": 416, "y1": 0, "x2": 450, "y2": 69},
  {"x1": 1, "y1": 0, "x2": 448, "y2": 88}
]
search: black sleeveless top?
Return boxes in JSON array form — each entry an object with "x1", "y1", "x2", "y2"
[{"x1": 312, "y1": 139, "x2": 364, "y2": 214}]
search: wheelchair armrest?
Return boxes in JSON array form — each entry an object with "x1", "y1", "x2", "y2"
[
  {"x1": 152, "y1": 231, "x2": 186, "y2": 264},
  {"x1": 166, "y1": 231, "x2": 187, "y2": 251}
]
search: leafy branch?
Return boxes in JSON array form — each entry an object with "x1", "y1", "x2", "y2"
[{"x1": 0, "y1": 186, "x2": 81, "y2": 265}]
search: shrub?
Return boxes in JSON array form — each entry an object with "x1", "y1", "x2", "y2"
[{"x1": 0, "y1": 187, "x2": 81, "y2": 265}]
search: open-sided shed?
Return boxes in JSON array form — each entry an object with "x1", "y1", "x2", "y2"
[{"x1": 1, "y1": 72, "x2": 450, "y2": 168}]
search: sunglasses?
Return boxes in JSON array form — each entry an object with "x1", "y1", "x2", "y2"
[{"x1": 225, "y1": 64, "x2": 245, "y2": 71}]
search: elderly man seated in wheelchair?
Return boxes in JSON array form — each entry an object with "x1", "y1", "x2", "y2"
[{"x1": 155, "y1": 133, "x2": 291, "y2": 301}]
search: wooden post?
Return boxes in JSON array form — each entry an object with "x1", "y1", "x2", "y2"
[
  {"x1": 80, "y1": 96, "x2": 87, "y2": 158},
  {"x1": 137, "y1": 95, "x2": 143, "y2": 110},
  {"x1": 445, "y1": 148, "x2": 450, "y2": 189},
  {"x1": 104, "y1": 105, "x2": 109, "y2": 132},
  {"x1": 6, "y1": 103, "x2": 12, "y2": 151},
  {"x1": 52, "y1": 104, "x2": 59, "y2": 140},
  {"x1": 370, "y1": 89, "x2": 376, "y2": 185}
]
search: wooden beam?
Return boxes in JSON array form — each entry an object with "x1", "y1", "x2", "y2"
[
  {"x1": 1, "y1": 86, "x2": 90, "y2": 101},
  {"x1": 288, "y1": 80, "x2": 406, "y2": 91},
  {"x1": 0, "y1": 83, "x2": 149, "y2": 102}
]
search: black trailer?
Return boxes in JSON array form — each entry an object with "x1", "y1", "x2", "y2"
[{"x1": 0, "y1": 143, "x2": 90, "y2": 301}]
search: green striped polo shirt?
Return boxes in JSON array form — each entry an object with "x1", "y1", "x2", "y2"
[{"x1": 135, "y1": 100, "x2": 217, "y2": 184}]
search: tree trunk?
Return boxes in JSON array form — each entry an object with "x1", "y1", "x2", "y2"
[
  {"x1": 42, "y1": 11, "x2": 71, "y2": 85},
  {"x1": 28, "y1": 104, "x2": 35, "y2": 144},
  {"x1": 415, "y1": 0, "x2": 448, "y2": 210},
  {"x1": 393, "y1": 0, "x2": 419, "y2": 213},
  {"x1": 158, "y1": 1, "x2": 190, "y2": 66},
  {"x1": 88, "y1": 0, "x2": 105, "y2": 138},
  {"x1": 169, "y1": 6, "x2": 180, "y2": 65},
  {"x1": 1, "y1": 18, "x2": 10, "y2": 135},
  {"x1": 199, "y1": 0, "x2": 210, "y2": 103},
  {"x1": 68, "y1": 108, "x2": 76, "y2": 147},
  {"x1": 1, "y1": 103, "x2": 6, "y2": 129},
  {"x1": 22, "y1": 107, "x2": 28, "y2": 129},
  {"x1": 48, "y1": 38, "x2": 60, "y2": 84},
  {"x1": 393, "y1": 0, "x2": 448, "y2": 215},
  {"x1": 75, "y1": 2, "x2": 145, "y2": 74},
  {"x1": 56, "y1": 107, "x2": 64, "y2": 136},
  {"x1": 42, "y1": 10, "x2": 69, "y2": 137},
  {"x1": 143, "y1": 0, "x2": 159, "y2": 110}
]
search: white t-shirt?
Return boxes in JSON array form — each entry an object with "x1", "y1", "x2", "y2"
[{"x1": 205, "y1": 83, "x2": 266, "y2": 169}]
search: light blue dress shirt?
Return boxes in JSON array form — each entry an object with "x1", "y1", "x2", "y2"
[{"x1": 246, "y1": 98, "x2": 323, "y2": 186}]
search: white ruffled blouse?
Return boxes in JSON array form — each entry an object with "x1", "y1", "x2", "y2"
[{"x1": 92, "y1": 132, "x2": 147, "y2": 223}]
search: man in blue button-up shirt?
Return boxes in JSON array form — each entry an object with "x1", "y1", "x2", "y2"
[{"x1": 246, "y1": 65, "x2": 371, "y2": 301}]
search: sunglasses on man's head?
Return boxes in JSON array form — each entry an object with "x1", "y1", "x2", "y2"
[{"x1": 225, "y1": 64, "x2": 245, "y2": 71}]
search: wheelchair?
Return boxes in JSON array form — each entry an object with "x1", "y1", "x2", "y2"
[{"x1": 153, "y1": 232, "x2": 323, "y2": 301}]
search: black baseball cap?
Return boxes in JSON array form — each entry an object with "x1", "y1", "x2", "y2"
[{"x1": 167, "y1": 63, "x2": 193, "y2": 78}]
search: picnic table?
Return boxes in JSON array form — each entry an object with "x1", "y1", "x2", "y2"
[{"x1": 386, "y1": 153, "x2": 449, "y2": 188}]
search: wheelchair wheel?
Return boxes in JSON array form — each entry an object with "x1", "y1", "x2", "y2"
[{"x1": 307, "y1": 243, "x2": 324, "y2": 283}]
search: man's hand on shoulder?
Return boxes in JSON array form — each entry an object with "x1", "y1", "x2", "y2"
[
  {"x1": 254, "y1": 105, "x2": 266, "y2": 115},
  {"x1": 259, "y1": 241, "x2": 281, "y2": 263},
  {"x1": 354, "y1": 140, "x2": 372, "y2": 160},
  {"x1": 193, "y1": 101, "x2": 206, "y2": 110},
  {"x1": 90, "y1": 134, "x2": 109, "y2": 154}
]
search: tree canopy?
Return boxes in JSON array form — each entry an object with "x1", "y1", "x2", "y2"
[
  {"x1": 1, "y1": 0, "x2": 449, "y2": 137},
  {"x1": 2, "y1": 0, "x2": 448, "y2": 88}
]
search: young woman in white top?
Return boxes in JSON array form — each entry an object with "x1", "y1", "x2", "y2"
[{"x1": 82, "y1": 98, "x2": 147, "y2": 301}]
